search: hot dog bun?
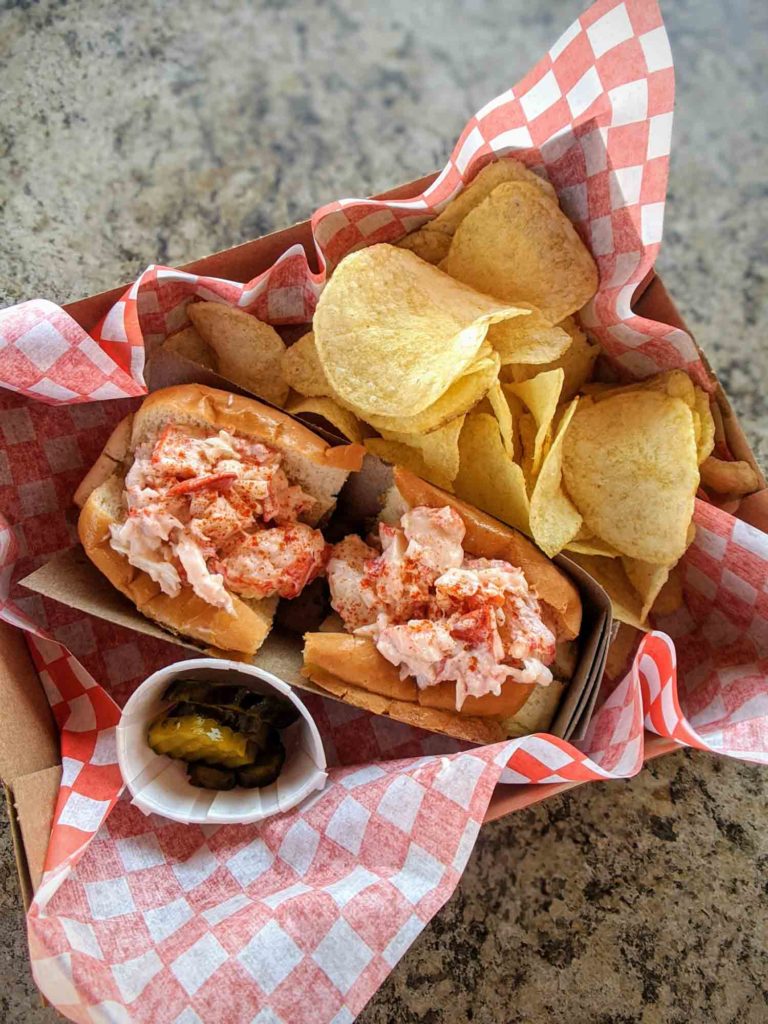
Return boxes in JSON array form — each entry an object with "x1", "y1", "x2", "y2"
[
  {"x1": 77, "y1": 384, "x2": 364, "y2": 656},
  {"x1": 302, "y1": 467, "x2": 582, "y2": 741}
]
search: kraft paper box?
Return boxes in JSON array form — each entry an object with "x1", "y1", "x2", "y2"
[{"x1": 1, "y1": 169, "x2": 765, "y2": 904}]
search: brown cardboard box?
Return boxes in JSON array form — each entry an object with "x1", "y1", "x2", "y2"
[{"x1": 2, "y1": 171, "x2": 767, "y2": 907}]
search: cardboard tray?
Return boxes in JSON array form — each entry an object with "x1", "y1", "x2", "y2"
[
  {"x1": 2, "y1": 170, "x2": 767, "y2": 906},
  {"x1": 20, "y1": 544, "x2": 612, "y2": 744}
]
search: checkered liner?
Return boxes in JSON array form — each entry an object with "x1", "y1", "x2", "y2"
[{"x1": 1, "y1": 1, "x2": 766, "y2": 1020}]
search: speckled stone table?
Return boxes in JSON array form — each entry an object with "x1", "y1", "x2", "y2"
[{"x1": 2, "y1": 1, "x2": 766, "y2": 1021}]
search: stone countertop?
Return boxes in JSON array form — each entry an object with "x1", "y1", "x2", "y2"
[{"x1": 1, "y1": 0, "x2": 766, "y2": 1021}]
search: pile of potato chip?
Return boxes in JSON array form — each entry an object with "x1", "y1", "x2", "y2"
[{"x1": 162, "y1": 157, "x2": 762, "y2": 628}]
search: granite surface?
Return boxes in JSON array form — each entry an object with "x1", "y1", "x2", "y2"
[{"x1": 1, "y1": 0, "x2": 767, "y2": 1021}]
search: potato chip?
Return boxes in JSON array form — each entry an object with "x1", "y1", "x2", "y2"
[
  {"x1": 380, "y1": 415, "x2": 465, "y2": 483},
  {"x1": 164, "y1": 325, "x2": 217, "y2": 370},
  {"x1": 480, "y1": 389, "x2": 529, "y2": 482},
  {"x1": 504, "y1": 367, "x2": 564, "y2": 477},
  {"x1": 567, "y1": 553, "x2": 647, "y2": 630},
  {"x1": 693, "y1": 387, "x2": 716, "y2": 464},
  {"x1": 571, "y1": 522, "x2": 595, "y2": 543},
  {"x1": 622, "y1": 557, "x2": 670, "y2": 622},
  {"x1": 710, "y1": 397, "x2": 727, "y2": 450},
  {"x1": 651, "y1": 564, "x2": 684, "y2": 617},
  {"x1": 454, "y1": 412, "x2": 530, "y2": 534},
  {"x1": 397, "y1": 226, "x2": 451, "y2": 266},
  {"x1": 691, "y1": 409, "x2": 702, "y2": 453},
  {"x1": 562, "y1": 392, "x2": 699, "y2": 564},
  {"x1": 430, "y1": 158, "x2": 557, "y2": 238},
  {"x1": 565, "y1": 535, "x2": 621, "y2": 557},
  {"x1": 699, "y1": 456, "x2": 760, "y2": 496},
  {"x1": 281, "y1": 331, "x2": 331, "y2": 398},
  {"x1": 580, "y1": 382, "x2": 616, "y2": 397},
  {"x1": 440, "y1": 183, "x2": 599, "y2": 323},
  {"x1": 365, "y1": 438, "x2": 454, "y2": 491},
  {"x1": 487, "y1": 305, "x2": 572, "y2": 366},
  {"x1": 363, "y1": 351, "x2": 500, "y2": 435},
  {"x1": 314, "y1": 244, "x2": 526, "y2": 418},
  {"x1": 397, "y1": 160, "x2": 556, "y2": 268},
  {"x1": 639, "y1": 369, "x2": 695, "y2": 408},
  {"x1": 556, "y1": 319, "x2": 601, "y2": 398},
  {"x1": 529, "y1": 398, "x2": 582, "y2": 557},
  {"x1": 517, "y1": 410, "x2": 537, "y2": 486},
  {"x1": 569, "y1": 528, "x2": 625, "y2": 559},
  {"x1": 503, "y1": 317, "x2": 599, "y2": 401},
  {"x1": 286, "y1": 396, "x2": 365, "y2": 444},
  {"x1": 664, "y1": 371, "x2": 695, "y2": 406},
  {"x1": 505, "y1": 392, "x2": 526, "y2": 459},
  {"x1": 486, "y1": 381, "x2": 515, "y2": 458},
  {"x1": 188, "y1": 301, "x2": 289, "y2": 406},
  {"x1": 589, "y1": 370, "x2": 696, "y2": 409}
]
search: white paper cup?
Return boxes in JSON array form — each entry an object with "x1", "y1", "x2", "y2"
[{"x1": 116, "y1": 658, "x2": 327, "y2": 825}]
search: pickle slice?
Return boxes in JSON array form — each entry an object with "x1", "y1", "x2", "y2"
[
  {"x1": 161, "y1": 681, "x2": 300, "y2": 731},
  {"x1": 236, "y1": 733, "x2": 286, "y2": 788},
  {"x1": 257, "y1": 697, "x2": 300, "y2": 730},
  {"x1": 187, "y1": 763, "x2": 237, "y2": 790},
  {"x1": 171, "y1": 702, "x2": 271, "y2": 747},
  {"x1": 162, "y1": 680, "x2": 251, "y2": 709},
  {"x1": 148, "y1": 714, "x2": 256, "y2": 768}
]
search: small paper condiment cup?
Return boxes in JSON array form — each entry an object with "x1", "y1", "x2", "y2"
[{"x1": 116, "y1": 658, "x2": 327, "y2": 825}]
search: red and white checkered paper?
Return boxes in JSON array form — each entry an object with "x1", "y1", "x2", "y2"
[{"x1": 1, "y1": 0, "x2": 766, "y2": 1020}]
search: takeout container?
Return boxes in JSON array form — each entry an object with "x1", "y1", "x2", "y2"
[
  {"x1": 1, "y1": 170, "x2": 767, "y2": 908},
  {"x1": 116, "y1": 658, "x2": 327, "y2": 825}
]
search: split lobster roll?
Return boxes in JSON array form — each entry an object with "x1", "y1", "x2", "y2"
[
  {"x1": 302, "y1": 468, "x2": 582, "y2": 743},
  {"x1": 76, "y1": 384, "x2": 364, "y2": 656}
]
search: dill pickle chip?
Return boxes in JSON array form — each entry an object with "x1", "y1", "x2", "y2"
[
  {"x1": 187, "y1": 763, "x2": 237, "y2": 790},
  {"x1": 147, "y1": 714, "x2": 255, "y2": 768},
  {"x1": 162, "y1": 680, "x2": 249, "y2": 708},
  {"x1": 257, "y1": 696, "x2": 300, "y2": 730},
  {"x1": 236, "y1": 733, "x2": 286, "y2": 788},
  {"x1": 172, "y1": 702, "x2": 271, "y2": 746}
]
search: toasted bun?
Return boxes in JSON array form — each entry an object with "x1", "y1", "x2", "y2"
[
  {"x1": 502, "y1": 679, "x2": 566, "y2": 737},
  {"x1": 302, "y1": 468, "x2": 583, "y2": 739},
  {"x1": 73, "y1": 415, "x2": 133, "y2": 509},
  {"x1": 77, "y1": 384, "x2": 364, "y2": 656},
  {"x1": 304, "y1": 632, "x2": 534, "y2": 716},
  {"x1": 303, "y1": 664, "x2": 509, "y2": 745}
]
